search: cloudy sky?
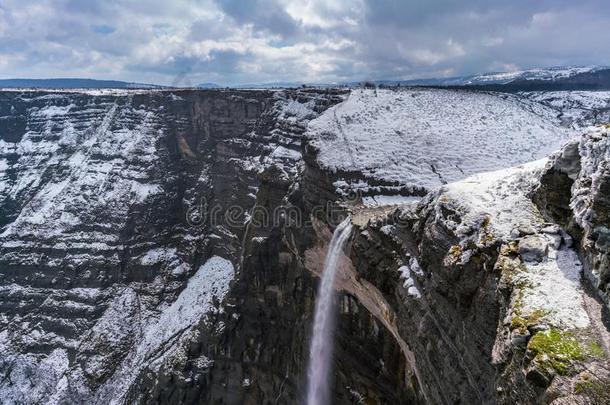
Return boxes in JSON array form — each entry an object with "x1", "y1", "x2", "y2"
[{"x1": 0, "y1": 0, "x2": 609, "y2": 85}]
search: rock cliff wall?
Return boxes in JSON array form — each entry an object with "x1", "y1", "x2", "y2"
[
  {"x1": 344, "y1": 128, "x2": 610, "y2": 404},
  {"x1": 0, "y1": 88, "x2": 354, "y2": 403}
]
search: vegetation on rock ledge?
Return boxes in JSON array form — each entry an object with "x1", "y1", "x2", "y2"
[{"x1": 527, "y1": 329, "x2": 605, "y2": 375}]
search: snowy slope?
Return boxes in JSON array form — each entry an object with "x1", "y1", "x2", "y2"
[
  {"x1": 441, "y1": 159, "x2": 590, "y2": 329},
  {"x1": 443, "y1": 159, "x2": 549, "y2": 239},
  {"x1": 307, "y1": 88, "x2": 573, "y2": 192},
  {"x1": 464, "y1": 66, "x2": 607, "y2": 85},
  {"x1": 521, "y1": 91, "x2": 610, "y2": 127}
]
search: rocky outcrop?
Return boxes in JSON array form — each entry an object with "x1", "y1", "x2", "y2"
[
  {"x1": 534, "y1": 125, "x2": 610, "y2": 308},
  {"x1": 345, "y1": 137, "x2": 610, "y2": 404}
]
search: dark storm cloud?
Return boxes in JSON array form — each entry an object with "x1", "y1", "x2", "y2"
[
  {"x1": 214, "y1": 0, "x2": 299, "y2": 38},
  {"x1": 0, "y1": 0, "x2": 609, "y2": 84},
  {"x1": 365, "y1": 0, "x2": 549, "y2": 27},
  {"x1": 352, "y1": 0, "x2": 610, "y2": 78}
]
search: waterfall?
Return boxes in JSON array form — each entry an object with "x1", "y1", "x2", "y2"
[{"x1": 306, "y1": 217, "x2": 353, "y2": 405}]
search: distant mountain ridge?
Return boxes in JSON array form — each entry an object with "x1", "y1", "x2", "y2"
[
  {"x1": 435, "y1": 65, "x2": 607, "y2": 85},
  {"x1": 452, "y1": 66, "x2": 610, "y2": 92},
  {"x1": 4, "y1": 65, "x2": 610, "y2": 91},
  {"x1": 211, "y1": 65, "x2": 610, "y2": 90},
  {"x1": 346, "y1": 65, "x2": 610, "y2": 92},
  {"x1": 0, "y1": 78, "x2": 162, "y2": 89},
  {"x1": 355, "y1": 65, "x2": 606, "y2": 86},
  {"x1": 471, "y1": 66, "x2": 607, "y2": 83}
]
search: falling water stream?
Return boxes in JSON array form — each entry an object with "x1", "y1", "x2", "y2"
[{"x1": 306, "y1": 217, "x2": 353, "y2": 405}]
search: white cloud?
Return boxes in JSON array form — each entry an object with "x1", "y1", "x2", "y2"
[{"x1": 0, "y1": 0, "x2": 608, "y2": 85}]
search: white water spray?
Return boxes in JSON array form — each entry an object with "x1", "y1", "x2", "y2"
[{"x1": 306, "y1": 217, "x2": 353, "y2": 405}]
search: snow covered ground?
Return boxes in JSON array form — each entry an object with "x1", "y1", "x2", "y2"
[
  {"x1": 443, "y1": 158, "x2": 548, "y2": 240},
  {"x1": 522, "y1": 91, "x2": 610, "y2": 127},
  {"x1": 307, "y1": 88, "x2": 573, "y2": 192},
  {"x1": 440, "y1": 159, "x2": 589, "y2": 330}
]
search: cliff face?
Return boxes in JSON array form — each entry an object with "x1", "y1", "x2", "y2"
[
  {"x1": 0, "y1": 88, "x2": 352, "y2": 403},
  {"x1": 534, "y1": 126, "x2": 610, "y2": 308},
  {"x1": 0, "y1": 88, "x2": 416, "y2": 404},
  {"x1": 0, "y1": 88, "x2": 609, "y2": 404},
  {"x1": 343, "y1": 127, "x2": 610, "y2": 404}
]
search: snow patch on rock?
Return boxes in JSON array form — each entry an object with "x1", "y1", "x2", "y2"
[
  {"x1": 362, "y1": 195, "x2": 422, "y2": 207},
  {"x1": 444, "y1": 159, "x2": 549, "y2": 240},
  {"x1": 139, "y1": 247, "x2": 178, "y2": 266},
  {"x1": 138, "y1": 256, "x2": 234, "y2": 359},
  {"x1": 0, "y1": 347, "x2": 70, "y2": 404},
  {"x1": 519, "y1": 246, "x2": 589, "y2": 329},
  {"x1": 91, "y1": 256, "x2": 235, "y2": 403},
  {"x1": 437, "y1": 159, "x2": 589, "y2": 329},
  {"x1": 570, "y1": 126, "x2": 610, "y2": 230}
]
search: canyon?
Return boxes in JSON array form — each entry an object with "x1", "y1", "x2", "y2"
[{"x1": 0, "y1": 87, "x2": 609, "y2": 404}]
